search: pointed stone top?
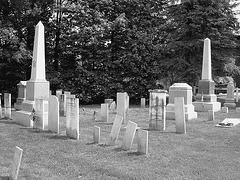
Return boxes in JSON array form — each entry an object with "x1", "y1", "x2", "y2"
[
  {"x1": 202, "y1": 37, "x2": 212, "y2": 80},
  {"x1": 37, "y1": 21, "x2": 43, "y2": 26}
]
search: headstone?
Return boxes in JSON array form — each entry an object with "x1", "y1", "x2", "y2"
[
  {"x1": 236, "y1": 107, "x2": 240, "y2": 113},
  {"x1": 109, "y1": 101, "x2": 116, "y2": 111},
  {"x1": 66, "y1": 97, "x2": 79, "y2": 140},
  {"x1": 141, "y1": 98, "x2": 146, "y2": 108},
  {"x1": 93, "y1": 126, "x2": 100, "y2": 144},
  {"x1": 224, "y1": 82, "x2": 236, "y2": 108},
  {"x1": 15, "y1": 21, "x2": 50, "y2": 127},
  {"x1": 56, "y1": 89, "x2": 62, "y2": 100},
  {"x1": 192, "y1": 38, "x2": 221, "y2": 112},
  {"x1": 48, "y1": 95, "x2": 59, "y2": 134},
  {"x1": 122, "y1": 121, "x2": 137, "y2": 150},
  {"x1": 64, "y1": 91, "x2": 71, "y2": 98},
  {"x1": 236, "y1": 87, "x2": 239, "y2": 103},
  {"x1": 104, "y1": 99, "x2": 114, "y2": 108},
  {"x1": 137, "y1": 129, "x2": 148, "y2": 155},
  {"x1": 208, "y1": 110, "x2": 214, "y2": 121},
  {"x1": 100, "y1": 103, "x2": 109, "y2": 122},
  {"x1": 149, "y1": 89, "x2": 166, "y2": 131},
  {"x1": 14, "y1": 81, "x2": 27, "y2": 110},
  {"x1": 34, "y1": 99, "x2": 48, "y2": 130},
  {"x1": 117, "y1": 92, "x2": 128, "y2": 123},
  {"x1": 193, "y1": 86, "x2": 197, "y2": 95},
  {"x1": 175, "y1": 97, "x2": 186, "y2": 134},
  {"x1": 4, "y1": 93, "x2": 11, "y2": 119},
  {"x1": 221, "y1": 107, "x2": 228, "y2": 113},
  {"x1": 10, "y1": 146, "x2": 23, "y2": 180},
  {"x1": 59, "y1": 94, "x2": 67, "y2": 116},
  {"x1": 108, "y1": 115, "x2": 123, "y2": 146},
  {"x1": 126, "y1": 94, "x2": 129, "y2": 114},
  {"x1": 166, "y1": 83, "x2": 197, "y2": 121},
  {"x1": 0, "y1": 94, "x2": 2, "y2": 118}
]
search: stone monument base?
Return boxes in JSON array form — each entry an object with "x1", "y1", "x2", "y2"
[
  {"x1": 14, "y1": 98, "x2": 25, "y2": 110},
  {"x1": 224, "y1": 98, "x2": 236, "y2": 108},
  {"x1": 192, "y1": 101, "x2": 221, "y2": 112},
  {"x1": 166, "y1": 104, "x2": 197, "y2": 121},
  {"x1": 15, "y1": 110, "x2": 33, "y2": 127}
]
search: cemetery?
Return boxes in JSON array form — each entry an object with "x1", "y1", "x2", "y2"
[{"x1": 1, "y1": 0, "x2": 240, "y2": 179}]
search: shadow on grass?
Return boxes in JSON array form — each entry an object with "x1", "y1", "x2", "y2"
[
  {"x1": 0, "y1": 119, "x2": 17, "y2": 124},
  {"x1": 86, "y1": 142, "x2": 97, "y2": 145},
  {"x1": 127, "y1": 151, "x2": 149, "y2": 157},
  {"x1": 45, "y1": 135, "x2": 69, "y2": 140},
  {"x1": 0, "y1": 176, "x2": 10, "y2": 180},
  {"x1": 112, "y1": 147, "x2": 123, "y2": 152},
  {"x1": 95, "y1": 122, "x2": 113, "y2": 125}
]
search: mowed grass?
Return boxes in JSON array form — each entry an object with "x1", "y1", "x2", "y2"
[{"x1": 1, "y1": 104, "x2": 240, "y2": 180}]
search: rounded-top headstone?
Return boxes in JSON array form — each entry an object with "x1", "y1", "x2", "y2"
[{"x1": 169, "y1": 83, "x2": 192, "y2": 104}]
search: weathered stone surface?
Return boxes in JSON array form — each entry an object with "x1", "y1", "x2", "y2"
[
  {"x1": 104, "y1": 99, "x2": 114, "y2": 108},
  {"x1": 122, "y1": 121, "x2": 137, "y2": 150},
  {"x1": 141, "y1": 98, "x2": 146, "y2": 108},
  {"x1": 221, "y1": 107, "x2": 228, "y2": 113},
  {"x1": 48, "y1": 95, "x2": 59, "y2": 134},
  {"x1": 149, "y1": 89, "x2": 166, "y2": 131},
  {"x1": 66, "y1": 97, "x2": 79, "y2": 140},
  {"x1": 100, "y1": 103, "x2": 109, "y2": 122},
  {"x1": 117, "y1": 92, "x2": 128, "y2": 123},
  {"x1": 175, "y1": 97, "x2": 186, "y2": 134},
  {"x1": 4, "y1": 93, "x2": 11, "y2": 119},
  {"x1": 93, "y1": 126, "x2": 100, "y2": 144},
  {"x1": 208, "y1": 110, "x2": 214, "y2": 121},
  {"x1": 10, "y1": 146, "x2": 23, "y2": 180},
  {"x1": 59, "y1": 94, "x2": 67, "y2": 116},
  {"x1": 35, "y1": 99, "x2": 48, "y2": 130},
  {"x1": 108, "y1": 115, "x2": 123, "y2": 146},
  {"x1": 137, "y1": 129, "x2": 148, "y2": 155}
]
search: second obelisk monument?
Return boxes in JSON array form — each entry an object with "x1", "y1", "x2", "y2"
[{"x1": 192, "y1": 38, "x2": 221, "y2": 112}]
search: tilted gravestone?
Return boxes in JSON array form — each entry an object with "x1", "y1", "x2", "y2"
[
  {"x1": 175, "y1": 97, "x2": 186, "y2": 134},
  {"x1": 10, "y1": 146, "x2": 23, "y2": 180},
  {"x1": 149, "y1": 89, "x2": 166, "y2": 131},
  {"x1": 48, "y1": 95, "x2": 59, "y2": 134},
  {"x1": 4, "y1": 93, "x2": 11, "y2": 119},
  {"x1": 108, "y1": 115, "x2": 123, "y2": 146},
  {"x1": 122, "y1": 120, "x2": 137, "y2": 150},
  {"x1": 66, "y1": 97, "x2": 79, "y2": 140}
]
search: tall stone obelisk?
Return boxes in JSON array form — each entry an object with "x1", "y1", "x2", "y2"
[
  {"x1": 16, "y1": 21, "x2": 50, "y2": 127},
  {"x1": 192, "y1": 38, "x2": 221, "y2": 112}
]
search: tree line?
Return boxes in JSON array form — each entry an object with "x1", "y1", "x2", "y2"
[{"x1": 0, "y1": 0, "x2": 240, "y2": 104}]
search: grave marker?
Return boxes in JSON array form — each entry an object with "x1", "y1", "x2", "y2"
[
  {"x1": 221, "y1": 107, "x2": 228, "y2": 113},
  {"x1": 236, "y1": 87, "x2": 239, "y2": 103},
  {"x1": 149, "y1": 89, "x2": 166, "y2": 131},
  {"x1": 109, "y1": 101, "x2": 116, "y2": 111},
  {"x1": 48, "y1": 95, "x2": 59, "y2": 134},
  {"x1": 0, "y1": 94, "x2": 2, "y2": 118},
  {"x1": 56, "y1": 89, "x2": 62, "y2": 100},
  {"x1": 14, "y1": 81, "x2": 27, "y2": 110},
  {"x1": 208, "y1": 110, "x2": 214, "y2": 121},
  {"x1": 100, "y1": 103, "x2": 109, "y2": 122},
  {"x1": 93, "y1": 126, "x2": 100, "y2": 144},
  {"x1": 175, "y1": 97, "x2": 186, "y2": 134},
  {"x1": 193, "y1": 38, "x2": 221, "y2": 112},
  {"x1": 10, "y1": 146, "x2": 23, "y2": 180},
  {"x1": 122, "y1": 121, "x2": 137, "y2": 150},
  {"x1": 34, "y1": 99, "x2": 48, "y2": 130},
  {"x1": 224, "y1": 82, "x2": 236, "y2": 108},
  {"x1": 4, "y1": 93, "x2": 11, "y2": 119},
  {"x1": 59, "y1": 94, "x2": 67, "y2": 116},
  {"x1": 117, "y1": 92, "x2": 128, "y2": 123},
  {"x1": 108, "y1": 115, "x2": 123, "y2": 146},
  {"x1": 66, "y1": 97, "x2": 79, "y2": 140},
  {"x1": 141, "y1": 98, "x2": 146, "y2": 108},
  {"x1": 137, "y1": 129, "x2": 148, "y2": 155},
  {"x1": 104, "y1": 99, "x2": 113, "y2": 108}
]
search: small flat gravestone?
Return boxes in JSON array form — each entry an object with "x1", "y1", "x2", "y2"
[
  {"x1": 174, "y1": 97, "x2": 186, "y2": 134},
  {"x1": 48, "y1": 95, "x2": 59, "y2": 134},
  {"x1": 137, "y1": 128, "x2": 148, "y2": 155},
  {"x1": 93, "y1": 126, "x2": 100, "y2": 144},
  {"x1": 208, "y1": 110, "x2": 214, "y2": 121},
  {"x1": 108, "y1": 115, "x2": 123, "y2": 146},
  {"x1": 10, "y1": 146, "x2": 23, "y2": 180},
  {"x1": 122, "y1": 120, "x2": 137, "y2": 150},
  {"x1": 221, "y1": 107, "x2": 228, "y2": 113}
]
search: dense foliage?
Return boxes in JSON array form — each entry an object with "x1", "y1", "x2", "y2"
[{"x1": 0, "y1": 0, "x2": 239, "y2": 104}]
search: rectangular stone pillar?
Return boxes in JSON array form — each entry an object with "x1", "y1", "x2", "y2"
[
  {"x1": 93, "y1": 126, "x2": 100, "y2": 144},
  {"x1": 141, "y1": 98, "x2": 146, "y2": 108},
  {"x1": 149, "y1": 89, "x2": 166, "y2": 131},
  {"x1": 4, "y1": 93, "x2": 11, "y2": 119},
  {"x1": 66, "y1": 97, "x2": 79, "y2": 140},
  {"x1": 48, "y1": 95, "x2": 59, "y2": 134},
  {"x1": 35, "y1": 99, "x2": 48, "y2": 130},
  {"x1": 137, "y1": 129, "x2": 148, "y2": 155},
  {"x1": 59, "y1": 94, "x2": 67, "y2": 116},
  {"x1": 175, "y1": 97, "x2": 186, "y2": 134},
  {"x1": 117, "y1": 92, "x2": 127, "y2": 123},
  {"x1": 100, "y1": 103, "x2": 109, "y2": 122}
]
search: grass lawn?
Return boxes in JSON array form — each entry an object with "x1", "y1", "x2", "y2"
[{"x1": 1, "y1": 104, "x2": 240, "y2": 180}]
